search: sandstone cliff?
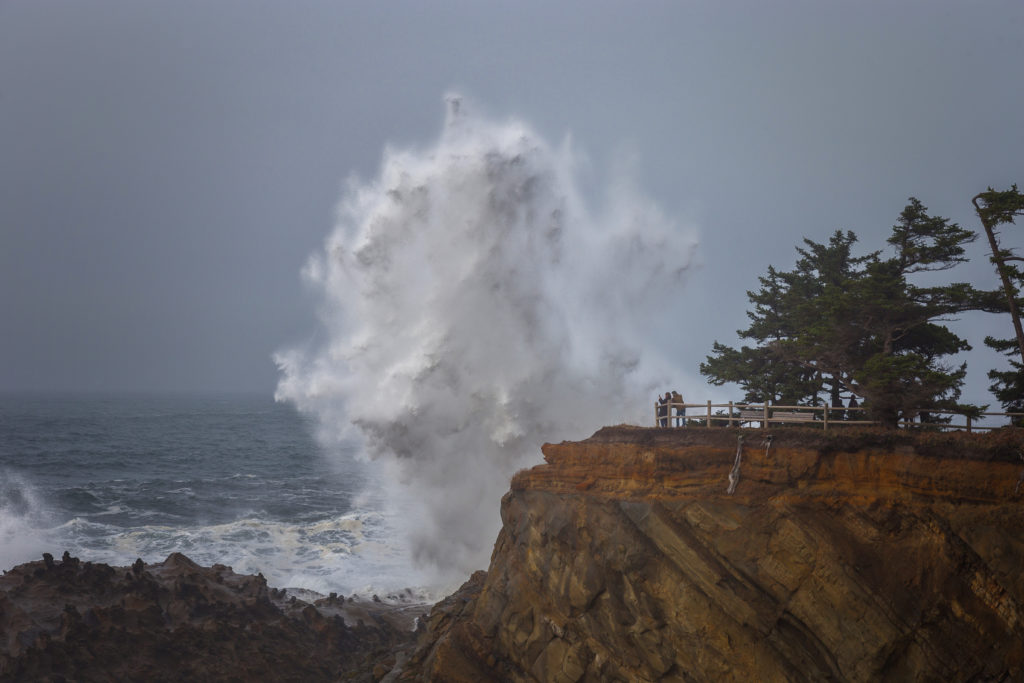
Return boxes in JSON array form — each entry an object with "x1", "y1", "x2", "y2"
[{"x1": 403, "y1": 426, "x2": 1024, "y2": 682}]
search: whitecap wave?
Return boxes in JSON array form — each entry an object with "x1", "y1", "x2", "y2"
[{"x1": 47, "y1": 510, "x2": 424, "y2": 595}]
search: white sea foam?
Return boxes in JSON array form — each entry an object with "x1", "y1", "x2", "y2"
[
  {"x1": 0, "y1": 471, "x2": 54, "y2": 569},
  {"x1": 48, "y1": 510, "x2": 416, "y2": 595},
  {"x1": 275, "y1": 95, "x2": 696, "y2": 582}
]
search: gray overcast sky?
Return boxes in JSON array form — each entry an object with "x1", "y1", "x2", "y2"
[{"x1": 1, "y1": 1, "x2": 1022, "y2": 407}]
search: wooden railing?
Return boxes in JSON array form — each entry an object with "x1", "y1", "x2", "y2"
[{"x1": 654, "y1": 401, "x2": 1024, "y2": 433}]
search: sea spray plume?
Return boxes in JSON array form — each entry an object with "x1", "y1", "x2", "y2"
[
  {"x1": 276, "y1": 95, "x2": 695, "y2": 578},
  {"x1": 0, "y1": 472, "x2": 52, "y2": 569}
]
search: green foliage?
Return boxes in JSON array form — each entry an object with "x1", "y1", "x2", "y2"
[
  {"x1": 986, "y1": 327, "x2": 1024, "y2": 423},
  {"x1": 975, "y1": 184, "x2": 1024, "y2": 227},
  {"x1": 888, "y1": 198, "x2": 975, "y2": 273},
  {"x1": 702, "y1": 198, "x2": 988, "y2": 427},
  {"x1": 985, "y1": 356, "x2": 1024, "y2": 424}
]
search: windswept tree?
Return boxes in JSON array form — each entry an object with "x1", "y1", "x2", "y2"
[
  {"x1": 702, "y1": 198, "x2": 990, "y2": 426},
  {"x1": 974, "y1": 185, "x2": 1024, "y2": 418},
  {"x1": 701, "y1": 231, "x2": 867, "y2": 407}
]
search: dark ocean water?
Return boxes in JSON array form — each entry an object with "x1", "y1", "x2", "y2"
[{"x1": 0, "y1": 394, "x2": 425, "y2": 595}]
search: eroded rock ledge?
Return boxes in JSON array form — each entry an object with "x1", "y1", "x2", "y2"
[{"x1": 402, "y1": 426, "x2": 1024, "y2": 682}]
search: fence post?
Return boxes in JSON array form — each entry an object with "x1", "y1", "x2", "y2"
[
  {"x1": 706, "y1": 400, "x2": 712, "y2": 428},
  {"x1": 728, "y1": 401, "x2": 734, "y2": 427},
  {"x1": 762, "y1": 402, "x2": 769, "y2": 428},
  {"x1": 966, "y1": 415, "x2": 972, "y2": 434},
  {"x1": 823, "y1": 404, "x2": 829, "y2": 431}
]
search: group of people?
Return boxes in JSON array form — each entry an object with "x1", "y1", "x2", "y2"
[{"x1": 657, "y1": 390, "x2": 685, "y2": 427}]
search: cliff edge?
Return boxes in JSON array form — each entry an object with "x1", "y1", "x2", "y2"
[{"x1": 402, "y1": 426, "x2": 1024, "y2": 682}]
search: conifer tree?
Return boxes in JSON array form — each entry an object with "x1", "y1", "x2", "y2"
[
  {"x1": 974, "y1": 185, "x2": 1024, "y2": 419},
  {"x1": 702, "y1": 199, "x2": 988, "y2": 426}
]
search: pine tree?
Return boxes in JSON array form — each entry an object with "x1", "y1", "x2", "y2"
[
  {"x1": 974, "y1": 185, "x2": 1024, "y2": 419},
  {"x1": 702, "y1": 198, "x2": 987, "y2": 426}
]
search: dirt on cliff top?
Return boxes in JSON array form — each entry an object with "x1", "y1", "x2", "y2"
[{"x1": 576, "y1": 424, "x2": 1024, "y2": 463}]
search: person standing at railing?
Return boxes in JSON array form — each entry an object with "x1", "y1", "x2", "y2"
[
  {"x1": 671, "y1": 390, "x2": 685, "y2": 426},
  {"x1": 658, "y1": 392, "x2": 670, "y2": 427}
]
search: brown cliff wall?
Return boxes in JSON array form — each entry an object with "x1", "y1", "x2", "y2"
[{"x1": 403, "y1": 427, "x2": 1024, "y2": 682}]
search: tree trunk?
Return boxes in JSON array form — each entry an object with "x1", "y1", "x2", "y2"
[{"x1": 974, "y1": 193, "x2": 1024, "y2": 365}]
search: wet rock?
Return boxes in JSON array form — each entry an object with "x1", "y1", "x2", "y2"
[{"x1": 0, "y1": 552, "x2": 423, "y2": 681}]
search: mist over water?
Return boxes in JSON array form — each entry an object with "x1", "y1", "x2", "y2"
[{"x1": 276, "y1": 96, "x2": 695, "y2": 578}]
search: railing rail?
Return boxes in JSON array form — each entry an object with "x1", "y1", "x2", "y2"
[{"x1": 654, "y1": 400, "x2": 1024, "y2": 432}]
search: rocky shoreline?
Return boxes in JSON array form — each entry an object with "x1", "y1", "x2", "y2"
[
  {"x1": 5, "y1": 426, "x2": 1024, "y2": 681},
  {"x1": 0, "y1": 551, "x2": 426, "y2": 682}
]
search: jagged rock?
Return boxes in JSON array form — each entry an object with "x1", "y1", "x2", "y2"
[
  {"x1": 0, "y1": 552, "x2": 423, "y2": 682},
  {"x1": 403, "y1": 426, "x2": 1024, "y2": 681}
]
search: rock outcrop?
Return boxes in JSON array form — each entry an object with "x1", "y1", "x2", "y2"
[
  {"x1": 402, "y1": 426, "x2": 1024, "y2": 682},
  {"x1": 0, "y1": 551, "x2": 422, "y2": 682},
  {"x1": 6, "y1": 427, "x2": 1023, "y2": 681}
]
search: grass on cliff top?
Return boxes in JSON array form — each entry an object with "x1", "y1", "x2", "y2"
[{"x1": 591, "y1": 425, "x2": 1024, "y2": 463}]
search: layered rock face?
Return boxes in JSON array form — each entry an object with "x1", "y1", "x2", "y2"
[{"x1": 404, "y1": 427, "x2": 1024, "y2": 682}]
